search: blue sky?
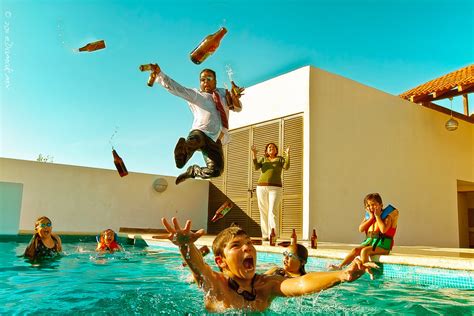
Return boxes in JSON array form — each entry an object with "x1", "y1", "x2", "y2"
[{"x1": 1, "y1": 0, "x2": 472, "y2": 176}]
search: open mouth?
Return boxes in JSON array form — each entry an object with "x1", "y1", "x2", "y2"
[{"x1": 243, "y1": 257, "x2": 254, "y2": 270}]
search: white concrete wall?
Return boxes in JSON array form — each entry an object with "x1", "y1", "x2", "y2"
[
  {"x1": 308, "y1": 67, "x2": 474, "y2": 247},
  {"x1": 0, "y1": 158, "x2": 209, "y2": 235},
  {"x1": 231, "y1": 66, "x2": 310, "y2": 128},
  {"x1": 230, "y1": 66, "x2": 313, "y2": 239}
]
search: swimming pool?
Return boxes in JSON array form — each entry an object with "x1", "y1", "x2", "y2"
[{"x1": 1, "y1": 239, "x2": 473, "y2": 315}]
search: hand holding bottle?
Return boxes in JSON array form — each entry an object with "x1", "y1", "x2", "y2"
[
  {"x1": 230, "y1": 81, "x2": 245, "y2": 98},
  {"x1": 139, "y1": 63, "x2": 161, "y2": 87}
]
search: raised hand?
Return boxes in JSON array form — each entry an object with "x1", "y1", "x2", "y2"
[
  {"x1": 231, "y1": 81, "x2": 245, "y2": 98},
  {"x1": 250, "y1": 145, "x2": 258, "y2": 155},
  {"x1": 342, "y1": 258, "x2": 379, "y2": 282},
  {"x1": 285, "y1": 146, "x2": 290, "y2": 156},
  {"x1": 161, "y1": 217, "x2": 205, "y2": 247}
]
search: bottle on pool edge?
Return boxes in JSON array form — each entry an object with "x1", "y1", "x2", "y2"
[
  {"x1": 290, "y1": 229, "x2": 297, "y2": 246},
  {"x1": 270, "y1": 228, "x2": 276, "y2": 246},
  {"x1": 311, "y1": 229, "x2": 318, "y2": 249}
]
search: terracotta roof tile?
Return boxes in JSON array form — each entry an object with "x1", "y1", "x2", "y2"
[{"x1": 400, "y1": 64, "x2": 473, "y2": 99}]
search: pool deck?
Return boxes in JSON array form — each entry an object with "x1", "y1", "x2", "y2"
[{"x1": 122, "y1": 231, "x2": 474, "y2": 271}]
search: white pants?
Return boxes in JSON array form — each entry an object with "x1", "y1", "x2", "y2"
[{"x1": 256, "y1": 186, "x2": 282, "y2": 239}]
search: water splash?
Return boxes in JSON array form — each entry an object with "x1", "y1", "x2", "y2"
[
  {"x1": 225, "y1": 64, "x2": 234, "y2": 82},
  {"x1": 109, "y1": 126, "x2": 119, "y2": 149},
  {"x1": 56, "y1": 18, "x2": 73, "y2": 51}
]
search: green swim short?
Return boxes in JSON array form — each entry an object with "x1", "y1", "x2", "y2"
[{"x1": 360, "y1": 236, "x2": 392, "y2": 251}]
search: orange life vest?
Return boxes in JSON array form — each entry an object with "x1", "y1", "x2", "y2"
[{"x1": 97, "y1": 240, "x2": 121, "y2": 251}]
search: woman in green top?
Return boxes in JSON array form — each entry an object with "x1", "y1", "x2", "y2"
[{"x1": 251, "y1": 143, "x2": 290, "y2": 241}]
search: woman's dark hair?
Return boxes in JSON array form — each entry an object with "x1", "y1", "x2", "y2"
[
  {"x1": 295, "y1": 244, "x2": 308, "y2": 275},
  {"x1": 264, "y1": 143, "x2": 279, "y2": 158}
]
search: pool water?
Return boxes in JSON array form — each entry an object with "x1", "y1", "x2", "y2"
[{"x1": 1, "y1": 240, "x2": 473, "y2": 315}]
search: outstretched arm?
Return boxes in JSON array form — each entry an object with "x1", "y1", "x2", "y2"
[
  {"x1": 274, "y1": 259, "x2": 376, "y2": 297},
  {"x1": 150, "y1": 66, "x2": 199, "y2": 104},
  {"x1": 161, "y1": 217, "x2": 217, "y2": 292}
]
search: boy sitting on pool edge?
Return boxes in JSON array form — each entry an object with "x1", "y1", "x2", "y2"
[{"x1": 162, "y1": 217, "x2": 377, "y2": 312}]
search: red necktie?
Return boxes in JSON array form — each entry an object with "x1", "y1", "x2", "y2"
[{"x1": 212, "y1": 91, "x2": 228, "y2": 129}]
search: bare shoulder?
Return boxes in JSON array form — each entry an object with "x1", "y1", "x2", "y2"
[
  {"x1": 52, "y1": 233, "x2": 62, "y2": 243},
  {"x1": 264, "y1": 266, "x2": 279, "y2": 276},
  {"x1": 256, "y1": 273, "x2": 285, "y2": 296},
  {"x1": 390, "y1": 209, "x2": 399, "y2": 220},
  {"x1": 203, "y1": 269, "x2": 228, "y2": 291}
]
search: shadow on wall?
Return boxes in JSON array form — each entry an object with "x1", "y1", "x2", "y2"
[{"x1": 207, "y1": 183, "x2": 261, "y2": 237}]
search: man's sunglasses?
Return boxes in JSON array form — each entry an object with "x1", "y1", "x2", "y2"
[{"x1": 200, "y1": 76, "x2": 215, "y2": 82}]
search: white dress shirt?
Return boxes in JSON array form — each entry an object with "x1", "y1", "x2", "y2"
[{"x1": 155, "y1": 71, "x2": 241, "y2": 145}]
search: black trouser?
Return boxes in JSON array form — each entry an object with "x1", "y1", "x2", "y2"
[{"x1": 178, "y1": 130, "x2": 224, "y2": 179}]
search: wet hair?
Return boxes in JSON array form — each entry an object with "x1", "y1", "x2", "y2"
[
  {"x1": 264, "y1": 143, "x2": 279, "y2": 158},
  {"x1": 212, "y1": 225, "x2": 248, "y2": 258},
  {"x1": 98, "y1": 229, "x2": 117, "y2": 244},
  {"x1": 294, "y1": 244, "x2": 308, "y2": 275},
  {"x1": 200, "y1": 68, "x2": 216, "y2": 79},
  {"x1": 364, "y1": 193, "x2": 383, "y2": 206},
  {"x1": 35, "y1": 216, "x2": 51, "y2": 229},
  {"x1": 24, "y1": 216, "x2": 60, "y2": 260}
]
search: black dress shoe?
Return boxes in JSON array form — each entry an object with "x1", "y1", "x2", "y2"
[
  {"x1": 174, "y1": 138, "x2": 187, "y2": 169},
  {"x1": 175, "y1": 166, "x2": 194, "y2": 185}
]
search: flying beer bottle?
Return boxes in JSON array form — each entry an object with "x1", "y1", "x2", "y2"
[
  {"x1": 190, "y1": 27, "x2": 227, "y2": 64},
  {"x1": 77, "y1": 40, "x2": 106, "y2": 52},
  {"x1": 112, "y1": 149, "x2": 128, "y2": 177},
  {"x1": 211, "y1": 200, "x2": 233, "y2": 222}
]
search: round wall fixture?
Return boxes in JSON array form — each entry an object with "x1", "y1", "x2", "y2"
[{"x1": 153, "y1": 178, "x2": 168, "y2": 192}]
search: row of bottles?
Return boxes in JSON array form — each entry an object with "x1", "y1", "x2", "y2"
[
  {"x1": 268, "y1": 228, "x2": 318, "y2": 249},
  {"x1": 76, "y1": 26, "x2": 226, "y2": 60}
]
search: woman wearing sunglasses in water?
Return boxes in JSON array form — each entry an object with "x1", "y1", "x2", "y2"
[
  {"x1": 24, "y1": 216, "x2": 62, "y2": 261},
  {"x1": 264, "y1": 244, "x2": 308, "y2": 278}
]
